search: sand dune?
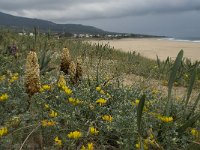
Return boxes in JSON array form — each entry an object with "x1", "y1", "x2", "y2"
[{"x1": 90, "y1": 38, "x2": 200, "y2": 61}]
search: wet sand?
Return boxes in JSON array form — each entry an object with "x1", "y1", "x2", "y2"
[{"x1": 90, "y1": 38, "x2": 200, "y2": 61}]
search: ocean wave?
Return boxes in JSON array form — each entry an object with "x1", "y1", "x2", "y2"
[{"x1": 158, "y1": 38, "x2": 200, "y2": 43}]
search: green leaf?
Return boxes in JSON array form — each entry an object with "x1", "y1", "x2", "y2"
[
  {"x1": 185, "y1": 63, "x2": 197, "y2": 108},
  {"x1": 137, "y1": 94, "x2": 146, "y2": 135},
  {"x1": 165, "y1": 50, "x2": 184, "y2": 116},
  {"x1": 161, "y1": 57, "x2": 169, "y2": 74},
  {"x1": 156, "y1": 55, "x2": 161, "y2": 70}
]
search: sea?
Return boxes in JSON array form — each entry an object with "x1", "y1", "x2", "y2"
[{"x1": 158, "y1": 37, "x2": 200, "y2": 43}]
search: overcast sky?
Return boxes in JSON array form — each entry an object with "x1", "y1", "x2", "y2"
[{"x1": 0, "y1": 0, "x2": 200, "y2": 38}]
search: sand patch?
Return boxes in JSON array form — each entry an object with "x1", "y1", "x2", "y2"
[{"x1": 90, "y1": 38, "x2": 200, "y2": 61}]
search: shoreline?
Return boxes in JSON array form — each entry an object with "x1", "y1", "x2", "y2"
[
  {"x1": 158, "y1": 38, "x2": 200, "y2": 43},
  {"x1": 89, "y1": 38, "x2": 200, "y2": 61}
]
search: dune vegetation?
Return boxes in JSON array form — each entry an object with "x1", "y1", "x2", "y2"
[{"x1": 0, "y1": 29, "x2": 200, "y2": 149}]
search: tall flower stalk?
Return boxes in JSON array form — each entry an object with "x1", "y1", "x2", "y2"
[
  {"x1": 24, "y1": 50, "x2": 41, "y2": 96},
  {"x1": 60, "y1": 47, "x2": 71, "y2": 74}
]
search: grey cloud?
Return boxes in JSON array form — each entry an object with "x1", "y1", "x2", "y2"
[
  {"x1": 1, "y1": 0, "x2": 200, "y2": 38},
  {"x1": 0, "y1": 0, "x2": 200, "y2": 21},
  {"x1": 68, "y1": 10, "x2": 200, "y2": 38}
]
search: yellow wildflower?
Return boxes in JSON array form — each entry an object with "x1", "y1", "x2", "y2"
[
  {"x1": 9, "y1": 73, "x2": 19, "y2": 83},
  {"x1": 13, "y1": 73, "x2": 18, "y2": 76},
  {"x1": 89, "y1": 127, "x2": 99, "y2": 135},
  {"x1": 54, "y1": 136, "x2": 62, "y2": 146},
  {"x1": 131, "y1": 99, "x2": 149, "y2": 112},
  {"x1": 191, "y1": 128, "x2": 199, "y2": 138},
  {"x1": 40, "y1": 84, "x2": 51, "y2": 92},
  {"x1": 96, "y1": 86, "x2": 111, "y2": 98},
  {"x1": 68, "y1": 97, "x2": 80, "y2": 105},
  {"x1": 99, "y1": 90, "x2": 105, "y2": 95},
  {"x1": 67, "y1": 131, "x2": 82, "y2": 139},
  {"x1": 131, "y1": 99, "x2": 140, "y2": 106},
  {"x1": 44, "y1": 104, "x2": 50, "y2": 109},
  {"x1": 58, "y1": 74, "x2": 66, "y2": 88},
  {"x1": 81, "y1": 143, "x2": 94, "y2": 150},
  {"x1": 102, "y1": 115, "x2": 113, "y2": 122},
  {"x1": 135, "y1": 99, "x2": 140, "y2": 104},
  {"x1": 41, "y1": 120, "x2": 57, "y2": 127},
  {"x1": 0, "y1": 127, "x2": 8, "y2": 137},
  {"x1": 87, "y1": 143, "x2": 94, "y2": 150},
  {"x1": 81, "y1": 145, "x2": 86, "y2": 150},
  {"x1": 135, "y1": 142, "x2": 148, "y2": 150},
  {"x1": 135, "y1": 143, "x2": 140, "y2": 149},
  {"x1": 49, "y1": 110, "x2": 58, "y2": 118},
  {"x1": 159, "y1": 116, "x2": 173, "y2": 123},
  {"x1": 0, "y1": 93, "x2": 9, "y2": 102},
  {"x1": 10, "y1": 75, "x2": 18, "y2": 82},
  {"x1": 150, "y1": 134, "x2": 154, "y2": 140},
  {"x1": 74, "y1": 99, "x2": 81, "y2": 105},
  {"x1": 96, "y1": 98, "x2": 107, "y2": 106},
  {"x1": 96, "y1": 86, "x2": 101, "y2": 92},
  {"x1": 62, "y1": 86, "x2": 72, "y2": 95},
  {"x1": 152, "y1": 89, "x2": 159, "y2": 95},
  {"x1": 68, "y1": 97, "x2": 76, "y2": 104}
]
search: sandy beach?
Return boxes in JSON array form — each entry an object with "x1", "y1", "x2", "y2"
[{"x1": 90, "y1": 38, "x2": 200, "y2": 61}]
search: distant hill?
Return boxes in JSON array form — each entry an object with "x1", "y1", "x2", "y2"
[{"x1": 0, "y1": 11, "x2": 107, "y2": 34}]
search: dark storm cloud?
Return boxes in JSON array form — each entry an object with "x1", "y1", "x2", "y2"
[{"x1": 0, "y1": 0, "x2": 200, "y2": 21}]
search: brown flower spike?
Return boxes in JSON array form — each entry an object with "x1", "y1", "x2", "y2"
[
  {"x1": 60, "y1": 47, "x2": 71, "y2": 74},
  {"x1": 69, "y1": 61, "x2": 76, "y2": 83},
  {"x1": 75, "y1": 61, "x2": 83, "y2": 83},
  {"x1": 25, "y1": 51, "x2": 41, "y2": 96}
]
